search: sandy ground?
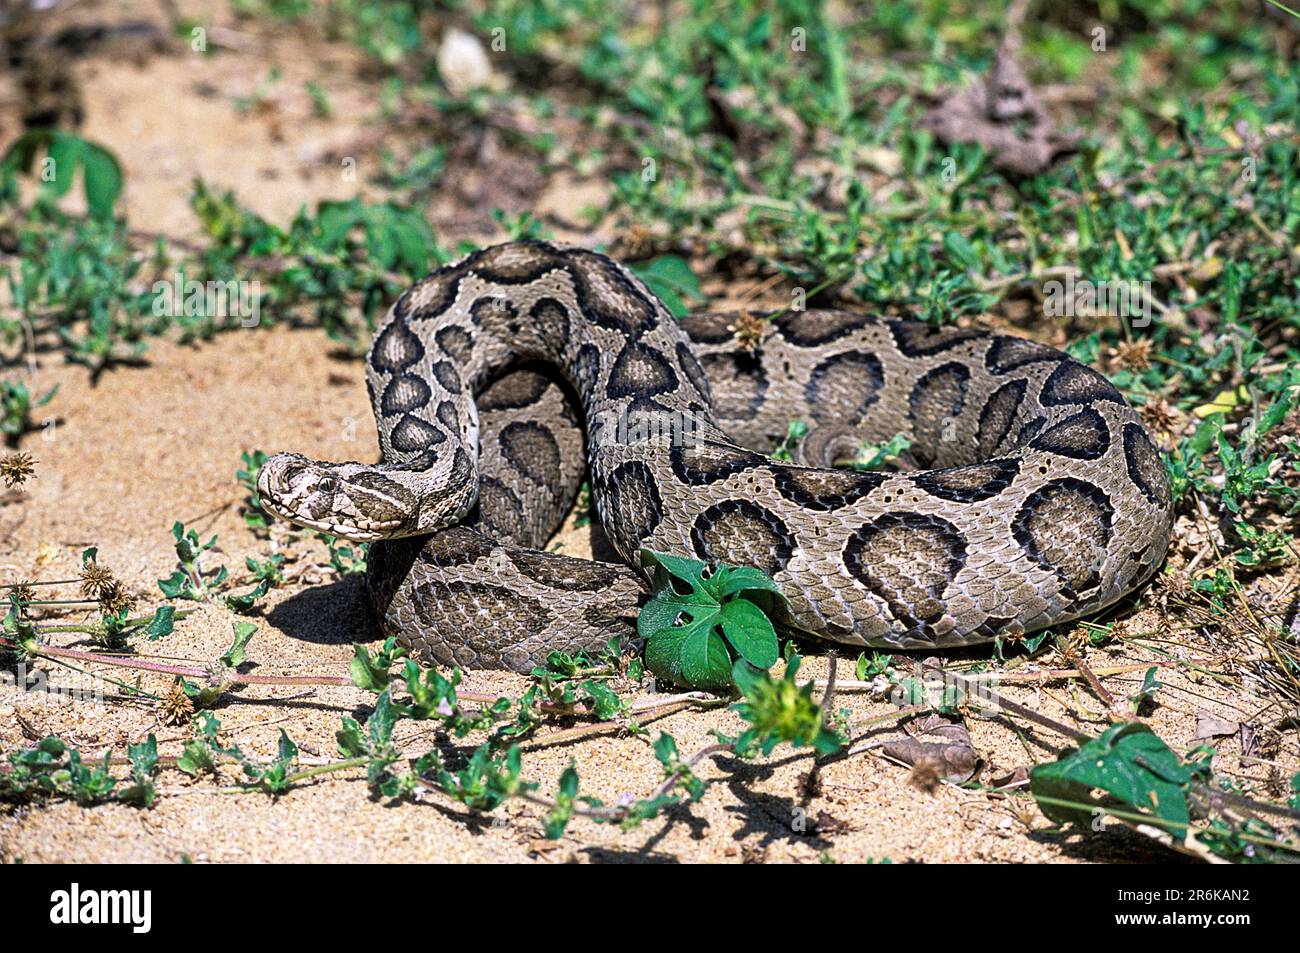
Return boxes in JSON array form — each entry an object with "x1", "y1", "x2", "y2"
[{"x1": 1, "y1": 3, "x2": 1296, "y2": 864}]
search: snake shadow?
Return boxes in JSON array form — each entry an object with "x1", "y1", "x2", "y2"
[{"x1": 267, "y1": 574, "x2": 378, "y2": 650}]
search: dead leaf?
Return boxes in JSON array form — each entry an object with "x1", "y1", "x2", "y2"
[
  {"x1": 1194, "y1": 713, "x2": 1238, "y2": 740},
  {"x1": 881, "y1": 715, "x2": 983, "y2": 786},
  {"x1": 990, "y1": 766, "x2": 1031, "y2": 789},
  {"x1": 811, "y1": 810, "x2": 854, "y2": 835},
  {"x1": 921, "y1": 28, "x2": 1079, "y2": 176}
]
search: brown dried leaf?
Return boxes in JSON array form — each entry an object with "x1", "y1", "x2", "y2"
[
  {"x1": 921, "y1": 30, "x2": 1080, "y2": 176},
  {"x1": 989, "y1": 765, "x2": 1031, "y2": 789},
  {"x1": 882, "y1": 715, "x2": 983, "y2": 786}
]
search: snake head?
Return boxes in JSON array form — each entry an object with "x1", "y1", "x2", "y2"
[{"x1": 255, "y1": 452, "x2": 415, "y2": 541}]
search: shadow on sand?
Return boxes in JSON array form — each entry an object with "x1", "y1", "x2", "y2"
[{"x1": 266, "y1": 574, "x2": 378, "y2": 650}]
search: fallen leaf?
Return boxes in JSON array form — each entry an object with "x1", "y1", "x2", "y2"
[
  {"x1": 881, "y1": 715, "x2": 983, "y2": 785},
  {"x1": 1194, "y1": 713, "x2": 1237, "y2": 740},
  {"x1": 990, "y1": 766, "x2": 1031, "y2": 789},
  {"x1": 922, "y1": 28, "x2": 1079, "y2": 176}
]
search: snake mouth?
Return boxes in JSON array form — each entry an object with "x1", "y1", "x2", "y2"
[{"x1": 256, "y1": 495, "x2": 403, "y2": 541}]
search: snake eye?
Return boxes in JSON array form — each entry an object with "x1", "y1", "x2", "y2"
[{"x1": 317, "y1": 477, "x2": 338, "y2": 494}]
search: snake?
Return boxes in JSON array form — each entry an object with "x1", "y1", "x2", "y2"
[{"x1": 256, "y1": 241, "x2": 1175, "y2": 672}]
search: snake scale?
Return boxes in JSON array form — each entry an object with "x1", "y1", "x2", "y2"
[{"x1": 257, "y1": 241, "x2": 1174, "y2": 672}]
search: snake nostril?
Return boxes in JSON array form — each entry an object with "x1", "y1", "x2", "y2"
[{"x1": 271, "y1": 462, "x2": 307, "y2": 495}]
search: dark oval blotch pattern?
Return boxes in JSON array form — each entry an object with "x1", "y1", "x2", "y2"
[
  {"x1": 477, "y1": 372, "x2": 551, "y2": 412},
  {"x1": 984, "y1": 335, "x2": 1061, "y2": 374},
  {"x1": 371, "y1": 319, "x2": 424, "y2": 373},
  {"x1": 505, "y1": 549, "x2": 627, "y2": 591},
  {"x1": 888, "y1": 320, "x2": 983, "y2": 357},
  {"x1": 469, "y1": 296, "x2": 518, "y2": 329},
  {"x1": 475, "y1": 475, "x2": 526, "y2": 543},
  {"x1": 768, "y1": 465, "x2": 886, "y2": 511},
  {"x1": 675, "y1": 341, "x2": 711, "y2": 402},
  {"x1": 701, "y1": 352, "x2": 766, "y2": 421},
  {"x1": 1011, "y1": 477, "x2": 1114, "y2": 598},
  {"x1": 690, "y1": 500, "x2": 796, "y2": 578},
  {"x1": 605, "y1": 343, "x2": 679, "y2": 399},
  {"x1": 1040, "y1": 361, "x2": 1125, "y2": 407},
  {"x1": 1122, "y1": 422, "x2": 1171, "y2": 508},
  {"x1": 431, "y1": 360, "x2": 463, "y2": 395},
  {"x1": 843, "y1": 512, "x2": 967, "y2": 637},
  {"x1": 573, "y1": 344, "x2": 602, "y2": 397},
  {"x1": 417, "y1": 526, "x2": 497, "y2": 567},
  {"x1": 499, "y1": 420, "x2": 562, "y2": 489},
  {"x1": 777, "y1": 310, "x2": 875, "y2": 347},
  {"x1": 380, "y1": 374, "x2": 432, "y2": 415},
  {"x1": 434, "y1": 325, "x2": 474, "y2": 363},
  {"x1": 911, "y1": 458, "x2": 1021, "y2": 503},
  {"x1": 805, "y1": 350, "x2": 884, "y2": 424},
  {"x1": 529, "y1": 297, "x2": 571, "y2": 344},
  {"x1": 1028, "y1": 407, "x2": 1111, "y2": 461},
  {"x1": 669, "y1": 442, "x2": 767, "y2": 485},
  {"x1": 679, "y1": 311, "x2": 741, "y2": 345},
  {"x1": 976, "y1": 378, "x2": 1028, "y2": 457},
  {"x1": 568, "y1": 249, "x2": 660, "y2": 339},
  {"x1": 389, "y1": 414, "x2": 446, "y2": 453},
  {"x1": 601, "y1": 460, "x2": 663, "y2": 554},
  {"x1": 466, "y1": 240, "x2": 566, "y2": 283},
  {"x1": 908, "y1": 361, "x2": 971, "y2": 464}
]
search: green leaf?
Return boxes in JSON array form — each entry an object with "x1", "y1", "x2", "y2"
[
  {"x1": 144, "y1": 605, "x2": 175, "y2": 641},
  {"x1": 336, "y1": 716, "x2": 367, "y2": 758},
  {"x1": 349, "y1": 638, "x2": 405, "y2": 692},
  {"x1": 637, "y1": 549, "x2": 785, "y2": 691},
  {"x1": 578, "y1": 680, "x2": 626, "y2": 720},
  {"x1": 628, "y1": 255, "x2": 701, "y2": 317},
  {"x1": 2, "y1": 131, "x2": 123, "y2": 219},
  {"x1": 544, "y1": 764, "x2": 580, "y2": 839},
  {"x1": 224, "y1": 578, "x2": 270, "y2": 614},
  {"x1": 78, "y1": 140, "x2": 124, "y2": 220},
  {"x1": 1128, "y1": 666, "x2": 1162, "y2": 714},
  {"x1": 118, "y1": 734, "x2": 158, "y2": 807},
  {"x1": 368, "y1": 689, "x2": 397, "y2": 747},
  {"x1": 45, "y1": 134, "x2": 78, "y2": 199},
  {"x1": 157, "y1": 570, "x2": 193, "y2": 600},
  {"x1": 717, "y1": 598, "x2": 778, "y2": 668},
  {"x1": 177, "y1": 735, "x2": 216, "y2": 777},
  {"x1": 1029, "y1": 722, "x2": 1194, "y2": 838},
  {"x1": 221, "y1": 622, "x2": 257, "y2": 668},
  {"x1": 644, "y1": 619, "x2": 732, "y2": 693},
  {"x1": 942, "y1": 231, "x2": 980, "y2": 272},
  {"x1": 680, "y1": 625, "x2": 735, "y2": 688}
]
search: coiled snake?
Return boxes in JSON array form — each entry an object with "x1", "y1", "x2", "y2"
[{"x1": 257, "y1": 241, "x2": 1174, "y2": 672}]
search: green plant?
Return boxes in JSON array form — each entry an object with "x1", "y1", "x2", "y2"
[
  {"x1": 1031, "y1": 723, "x2": 1201, "y2": 841},
  {"x1": 158, "y1": 522, "x2": 275, "y2": 613},
  {"x1": 0, "y1": 380, "x2": 57, "y2": 443},
  {"x1": 728, "y1": 646, "x2": 843, "y2": 757},
  {"x1": 627, "y1": 255, "x2": 702, "y2": 316},
  {"x1": 637, "y1": 550, "x2": 785, "y2": 692},
  {"x1": 2, "y1": 130, "x2": 123, "y2": 220},
  {"x1": 317, "y1": 532, "x2": 369, "y2": 576},
  {"x1": 237, "y1": 450, "x2": 272, "y2": 530}
]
